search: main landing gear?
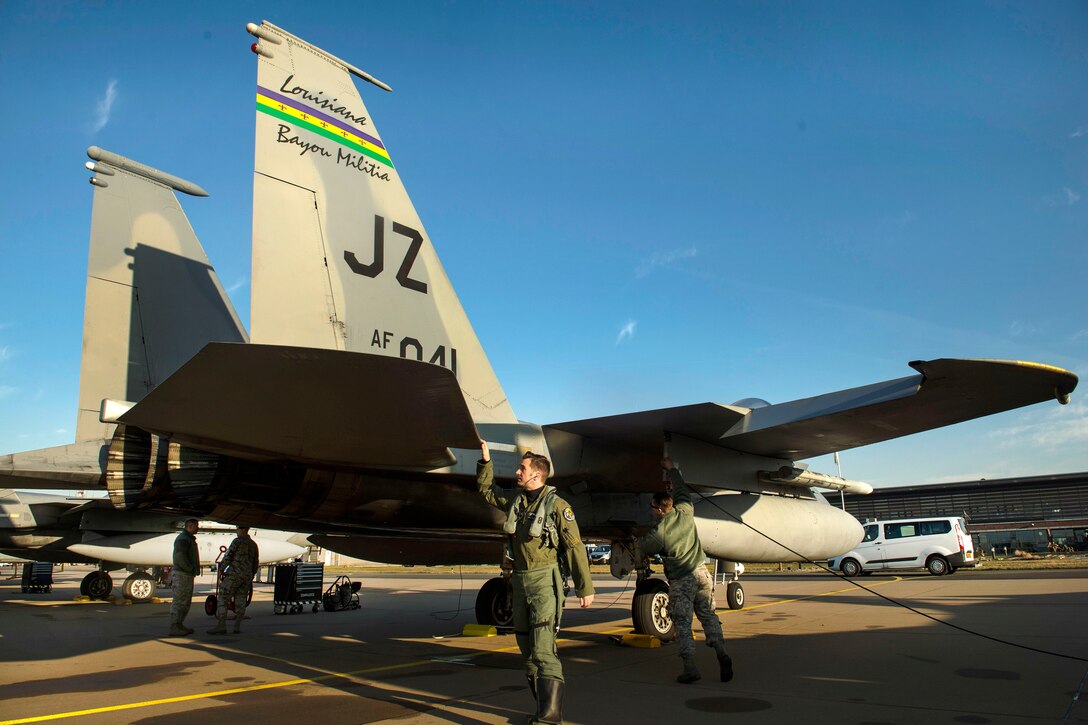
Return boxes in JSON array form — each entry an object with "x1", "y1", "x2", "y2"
[
  {"x1": 475, "y1": 575, "x2": 514, "y2": 628},
  {"x1": 122, "y1": 571, "x2": 158, "y2": 602},
  {"x1": 471, "y1": 553, "x2": 747, "y2": 640},
  {"x1": 631, "y1": 572, "x2": 673, "y2": 639},
  {"x1": 80, "y1": 570, "x2": 113, "y2": 600}
]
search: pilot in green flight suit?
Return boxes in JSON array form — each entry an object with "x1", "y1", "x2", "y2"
[{"x1": 478, "y1": 441, "x2": 595, "y2": 725}]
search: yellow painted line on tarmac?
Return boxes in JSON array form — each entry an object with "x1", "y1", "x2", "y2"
[
  {"x1": 0, "y1": 658, "x2": 431, "y2": 725},
  {"x1": 2, "y1": 577, "x2": 904, "y2": 724}
]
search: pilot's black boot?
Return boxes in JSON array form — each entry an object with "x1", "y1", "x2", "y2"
[
  {"x1": 530, "y1": 677, "x2": 563, "y2": 724},
  {"x1": 712, "y1": 640, "x2": 733, "y2": 682},
  {"x1": 677, "y1": 655, "x2": 701, "y2": 684}
]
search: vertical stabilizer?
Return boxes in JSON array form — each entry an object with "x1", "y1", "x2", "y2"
[
  {"x1": 248, "y1": 21, "x2": 516, "y2": 424},
  {"x1": 76, "y1": 149, "x2": 248, "y2": 441}
]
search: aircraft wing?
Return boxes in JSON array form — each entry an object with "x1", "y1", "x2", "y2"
[
  {"x1": 118, "y1": 342, "x2": 481, "y2": 468},
  {"x1": 550, "y1": 359, "x2": 1078, "y2": 460},
  {"x1": 547, "y1": 403, "x2": 747, "y2": 450}
]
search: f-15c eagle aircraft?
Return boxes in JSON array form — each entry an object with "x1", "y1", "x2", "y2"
[
  {"x1": 0, "y1": 21, "x2": 1077, "y2": 637},
  {"x1": 0, "y1": 489, "x2": 306, "y2": 601}
]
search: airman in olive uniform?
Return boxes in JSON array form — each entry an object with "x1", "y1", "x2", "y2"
[
  {"x1": 168, "y1": 518, "x2": 200, "y2": 637},
  {"x1": 478, "y1": 441, "x2": 595, "y2": 725},
  {"x1": 208, "y1": 525, "x2": 260, "y2": 635},
  {"x1": 638, "y1": 458, "x2": 732, "y2": 684}
]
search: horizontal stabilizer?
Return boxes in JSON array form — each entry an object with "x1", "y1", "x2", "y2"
[
  {"x1": 548, "y1": 359, "x2": 1077, "y2": 461},
  {"x1": 119, "y1": 343, "x2": 481, "y2": 468},
  {"x1": 722, "y1": 359, "x2": 1077, "y2": 459},
  {"x1": 0, "y1": 440, "x2": 108, "y2": 490}
]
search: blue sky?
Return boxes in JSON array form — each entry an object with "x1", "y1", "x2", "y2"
[{"x1": 0, "y1": 1, "x2": 1085, "y2": 487}]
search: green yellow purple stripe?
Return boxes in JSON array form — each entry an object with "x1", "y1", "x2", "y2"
[{"x1": 257, "y1": 94, "x2": 393, "y2": 168}]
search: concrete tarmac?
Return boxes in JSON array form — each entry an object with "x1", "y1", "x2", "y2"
[{"x1": 0, "y1": 565, "x2": 1085, "y2": 724}]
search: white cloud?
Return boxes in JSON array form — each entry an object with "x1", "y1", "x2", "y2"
[
  {"x1": 1063, "y1": 187, "x2": 1081, "y2": 205},
  {"x1": 889, "y1": 210, "x2": 916, "y2": 226},
  {"x1": 1008, "y1": 321, "x2": 1036, "y2": 338},
  {"x1": 53, "y1": 428, "x2": 68, "y2": 435},
  {"x1": 1071, "y1": 329, "x2": 1088, "y2": 343},
  {"x1": 0, "y1": 386, "x2": 16, "y2": 398},
  {"x1": 92, "y1": 79, "x2": 119, "y2": 133},
  {"x1": 616, "y1": 320, "x2": 637, "y2": 344},
  {"x1": 635, "y1": 246, "x2": 698, "y2": 278},
  {"x1": 226, "y1": 276, "x2": 249, "y2": 294},
  {"x1": 988, "y1": 401, "x2": 1088, "y2": 451},
  {"x1": 0, "y1": 345, "x2": 10, "y2": 363},
  {"x1": 1070, "y1": 125, "x2": 1088, "y2": 139}
]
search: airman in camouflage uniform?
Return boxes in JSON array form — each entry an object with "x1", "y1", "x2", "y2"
[
  {"x1": 208, "y1": 525, "x2": 260, "y2": 635},
  {"x1": 478, "y1": 441, "x2": 595, "y2": 725},
  {"x1": 638, "y1": 458, "x2": 733, "y2": 684},
  {"x1": 168, "y1": 518, "x2": 200, "y2": 637}
]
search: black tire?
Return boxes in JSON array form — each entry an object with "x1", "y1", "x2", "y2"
[
  {"x1": 475, "y1": 577, "x2": 513, "y2": 627},
  {"x1": 204, "y1": 594, "x2": 218, "y2": 616},
  {"x1": 840, "y1": 558, "x2": 862, "y2": 577},
  {"x1": 726, "y1": 581, "x2": 744, "y2": 610},
  {"x1": 122, "y1": 573, "x2": 157, "y2": 602},
  {"x1": 86, "y1": 572, "x2": 113, "y2": 600},
  {"x1": 926, "y1": 555, "x2": 950, "y2": 576},
  {"x1": 632, "y1": 578, "x2": 674, "y2": 640},
  {"x1": 79, "y1": 573, "x2": 92, "y2": 596}
]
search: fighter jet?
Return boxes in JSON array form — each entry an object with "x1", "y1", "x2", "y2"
[
  {"x1": 1, "y1": 22, "x2": 1076, "y2": 638},
  {"x1": 0, "y1": 489, "x2": 306, "y2": 601}
]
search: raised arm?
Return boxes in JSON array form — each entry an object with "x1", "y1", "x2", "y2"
[
  {"x1": 662, "y1": 457, "x2": 693, "y2": 513},
  {"x1": 477, "y1": 440, "x2": 510, "y2": 510}
]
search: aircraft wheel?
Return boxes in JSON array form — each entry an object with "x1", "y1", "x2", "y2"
[
  {"x1": 85, "y1": 571, "x2": 113, "y2": 600},
  {"x1": 204, "y1": 594, "x2": 218, "y2": 616},
  {"x1": 79, "y1": 573, "x2": 92, "y2": 596},
  {"x1": 123, "y1": 573, "x2": 157, "y2": 602},
  {"x1": 726, "y1": 581, "x2": 744, "y2": 610},
  {"x1": 632, "y1": 578, "x2": 674, "y2": 640},
  {"x1": 840, "y1": 558, "x2": 862, "y2": 577},
  {"x1": 926, "y1": 555, "x2": 950, "y2": 576},
  {"x1": 475, "y1": 577, "x2": 513, "y2": 627}
]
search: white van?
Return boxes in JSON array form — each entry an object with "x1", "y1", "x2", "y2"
[{"x1": 828, "y1": 516, "x2": 975, "y2": 576}]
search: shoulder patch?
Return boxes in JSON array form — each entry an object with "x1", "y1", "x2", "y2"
[{"x1": 562, "y1": 507, "x2": 575, "y2": 521}]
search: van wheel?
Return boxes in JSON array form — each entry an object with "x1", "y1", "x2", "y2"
[
  {"x1": 926, "y1": 555, "x2": 949, "y2": 576},
  {"x1": 840, "y1": 558, "x2": 862, "y2": 577}
]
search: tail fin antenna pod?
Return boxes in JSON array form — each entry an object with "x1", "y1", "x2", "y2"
[{"x1": 248, "y1": 21, "x2": 515, "y2": 425}]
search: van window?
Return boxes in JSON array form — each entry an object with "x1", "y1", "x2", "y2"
[
  {"x1": 885, "y1": 523, "x2": 919, "y2": 539},
  {"x1": 863, "y1": 524, "x2": 880, "y2": 542},
  {"x1": 919, "y1": 520, "x2": 951, "y2": 536}
]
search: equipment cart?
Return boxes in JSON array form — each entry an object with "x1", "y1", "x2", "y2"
[
  {"x1": 21, "y1": 562, "x2": 54, "y2": 593},
  {"x1": 273, "y1": 562, "x2": 325, "y2": 614}
]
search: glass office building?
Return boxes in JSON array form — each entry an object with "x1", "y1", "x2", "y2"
[{"x1": 840, "y1": 471, "x2": 1088, "y2": 556}]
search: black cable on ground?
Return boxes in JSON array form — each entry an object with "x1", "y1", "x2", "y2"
[
  {"x1": 429, "y1": 565, "x2": 473, "y2": 621},
  {"x1": 692, "y1": 488, "x2": 1088, "y2": 664}
]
